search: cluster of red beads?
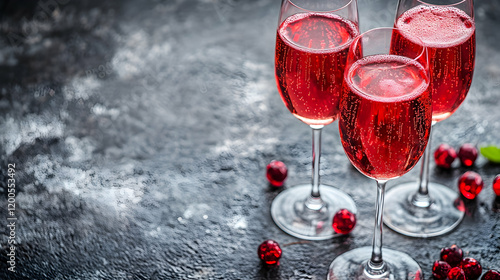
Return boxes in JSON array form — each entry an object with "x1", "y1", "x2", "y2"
[
  {"x1": 432, "y1": 245, "x2": 499, "y2": 280},
  {"x1": 434, "y1": 143, "x2": 478, "y2": 168},
  {"x1": 433, "y1": 143, "x2": 500, "y2": 199}
]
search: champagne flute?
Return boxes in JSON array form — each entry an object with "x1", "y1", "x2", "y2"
[
  {"x1": 383, "y1": 0, "x2": 475, "y2": 238},
  {"x1": 327, "y1": 27, "x2": 431, "y2": 279},
  {"x1": 272, "y1": 0, "x2": 359, "y2": 240}
]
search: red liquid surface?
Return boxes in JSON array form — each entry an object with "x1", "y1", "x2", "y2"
[
  {"x1": 275, "y1": 13, "x2": 359, "y2": 126},
  {"x1": 339, "y1": 55, "x2": 432, "y2": 180},
  {"x1": 393, "y1": 5, "x2": 475, "y2": 123}
]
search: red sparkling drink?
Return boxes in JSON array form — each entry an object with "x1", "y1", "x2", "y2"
[
  {"x1": 339, "y1": 55, "x2": 431, "y2": 180},
  {"x1": 275, "y1": 13, "x2": 359, "y2": 126},
  {"x1": 393, "y1": 5, "x2": 475, "y2": 123}
]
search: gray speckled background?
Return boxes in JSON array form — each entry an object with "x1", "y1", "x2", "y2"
[{"x1": 0, "y1": 0, "x2": 499, "y2": 279}]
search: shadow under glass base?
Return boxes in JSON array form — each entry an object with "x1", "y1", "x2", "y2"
[
  {"x1": 383, "y1": 182, "x2": 465, "y2": 238},
  {"x1": 270, "y1": 184, "x2": 357, "y2": 240},
  {"x1": 327, "y1": 247, "x2": 423, "y2": 280}
]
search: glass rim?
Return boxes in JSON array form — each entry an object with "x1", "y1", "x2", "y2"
[
  {"x1": 417, "y1": 0, "x2": 467, "y2": 7},
  {"x1": 346, "y1": 27, "x2": 430, "y2": 104},
  {"x1": 351, "y1": 27, "x2": 427, "y2": 64},
  {"x1": 287, "y1": 0, "x2": 355, "y2": 13}
]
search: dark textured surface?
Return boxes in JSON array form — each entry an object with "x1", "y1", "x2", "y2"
[{"x1": 0, "y1": 0, "x2": 499, "y2": 279}]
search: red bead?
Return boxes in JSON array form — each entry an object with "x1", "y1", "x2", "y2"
[
  {"x1": 332, "y1": 209, "x2": 356, "y2": 234},
  {"x1": 458, "y1": 171, "x2": 484, "y2": 200},
  {"x1": 257, "y1": 240, "x2": 282, "y2": 266},
  {"x1": 482, "y1": 270, "x2": 500, "y2": 280},
  {"x1": 493, "y1": 175, "x2": 500, "y2": 196},
  {"x1": 440, "y1": 245, "x2": 463, "y2": 267},
  {"x1": 434, "y1": 144, "x2": 457, "y2": 168},
  {"x1": 432, "y1": 260, "x2": 452, "y2": 280},
  {"x1": 448, "y1": 267, "x2": 466, "y2": 280},
  {"x1": 266, "y1": 160, "x2": 288, "y2": 187},
  {"x1": 458, "y1": 143, "x2": 478, "y2": 166},
  {"x1": 460, "y1": 257, "x2": 482, "y2": 280}
]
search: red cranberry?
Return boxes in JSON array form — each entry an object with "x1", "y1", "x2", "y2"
[
  {"x1": 482, "y1": 270, "x2": 500, "y2": 280},
  {"x1": 257, "y1": 240, "x2": 282, "y2": 266},
  {"x1": 440, "y1": 245, "x2": 463, "y2": 267},
  {"x1": 458, "y1": 171, "x2": 484, "y2": 200},
  {"x1": 432, "y1": 260, "x2": 452, "y2": 280},
  {"x1": 332, "y1": 209, "x2": 356, "y2": 234},
  {"x1": 448, "y1": 267, "x2": 466, "y2": 280},
  {"x1": 266, "y1": 160, "x2": 287, "y2": 187},
  {"x1": 460, "y1": 257, "x2": 482, "y2": 280},
  {"x1": 493, "y1": 175, "x2": 500, "y2": 196},
  {"x1": 458, "y1": 143, "x2": 478, "y2": 166},
  {"x1": 434, "y1": 144, "x2": 457, "y2": 168}
]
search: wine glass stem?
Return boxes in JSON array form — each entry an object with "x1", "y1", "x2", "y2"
[
  {"x1": 304, "y1": 127, "x2": 325, "y2": 211},
  {"x1": 366, "y1": 179, "x2": 388, "y2": 276},
  {"x1": 412, "y1": 125, "x2": 434, "y2": 208}
]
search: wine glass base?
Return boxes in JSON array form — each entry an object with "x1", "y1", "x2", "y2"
[
  {"x1": 327, "y1": 247, "x2": 423, "y2": 280},
  {"x1": 383, "y1": 182, "x2": 465, "y2": 238},
  {"x1": 270, "y1": 184, "x2": 357, "y2": 240}
]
